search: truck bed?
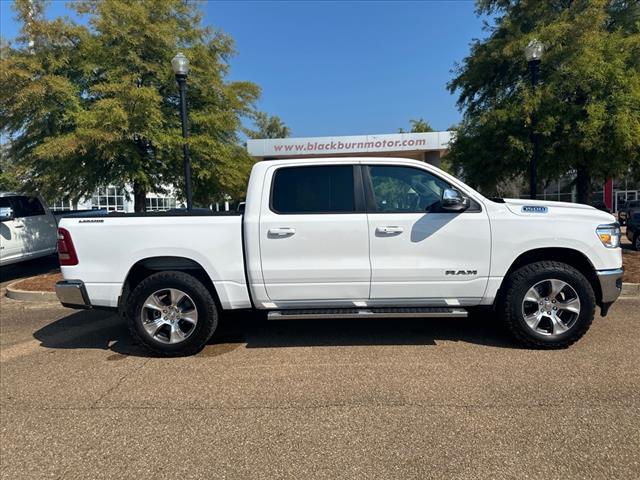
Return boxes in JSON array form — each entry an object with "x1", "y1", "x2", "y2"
[{"x1": 58, "y1": 213, "x2": 250, "y2": 309}]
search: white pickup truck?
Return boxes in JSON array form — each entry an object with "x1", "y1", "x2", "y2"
[
  {"x1": 0, "y1": 192, "x2": 58, "y2": 266},
  {"x1": 56, "y1": 158, "x2": 623, "y2": 356}
]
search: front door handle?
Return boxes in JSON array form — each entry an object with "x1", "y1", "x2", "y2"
[
  {"x1": 376, "y1": 226, "x2": 404, "y2": 234},
  {"x1": 268, "y1": 227, "x2": 296, "y2": 237},
  {"x1": 13, "y1": 220, "x2": 25, "y2": 229}
]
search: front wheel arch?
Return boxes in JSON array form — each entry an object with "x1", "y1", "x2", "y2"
[{"x1": 498, "y1": 248, "x2": 601, "y2": 307}]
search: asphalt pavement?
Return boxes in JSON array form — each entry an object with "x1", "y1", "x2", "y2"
[{"x1": 1, "y1": 292, "x2": 639, "y2": 479}]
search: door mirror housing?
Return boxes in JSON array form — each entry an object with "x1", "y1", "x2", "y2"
[
  {"x1": 0, "y1": 207, "x2": 14, "y2": 222},
  {"x1": 441, "y1": 188, "x2": 469, "y2": 212}
]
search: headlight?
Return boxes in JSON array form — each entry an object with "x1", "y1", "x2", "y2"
[{"x1": 596, "y1": 223, "x2": 621, "y2": 248}]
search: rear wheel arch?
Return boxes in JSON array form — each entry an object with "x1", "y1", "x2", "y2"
[
  {"x1": 119, "y1": 256, "x2": 221, "y2": 314},
  {"x1": 498, "y1": 248, "x2": 601, "y2": 305}
]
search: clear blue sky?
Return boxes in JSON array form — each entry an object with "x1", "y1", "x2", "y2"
[{"x1": 0, "y1": 0, "x2": 489, "y2": 137}]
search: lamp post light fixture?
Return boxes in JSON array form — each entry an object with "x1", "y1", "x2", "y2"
[
  {"x1": 172, "y1": 52, "x2": 193, "y2": 211},
  {"x1": 525, "y1": 39, "x2": 543, "y2": 200}
]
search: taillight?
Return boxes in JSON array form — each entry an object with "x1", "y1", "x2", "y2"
[{"x1": 57, "y1": 228, "x2": 78, "y2": 266}]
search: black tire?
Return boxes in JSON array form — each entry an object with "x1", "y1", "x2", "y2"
[
  {"x1": 497, "y1": 261, "x2": 595, "y2": 349},
  {"x1": 126, "y1": 271, "x2": 218, "y2": 356}
]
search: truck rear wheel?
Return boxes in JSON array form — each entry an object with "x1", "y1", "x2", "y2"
[
  {"x1": 126, "y1": 271, "x2": 218, "y2": 356},
  {"x1": 498, "y1": 261, "x2": 595, "y2": 349}
]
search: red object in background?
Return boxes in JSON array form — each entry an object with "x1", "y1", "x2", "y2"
[{"x1": 604, "y1": 178, "x2": 613, "y2": 211}]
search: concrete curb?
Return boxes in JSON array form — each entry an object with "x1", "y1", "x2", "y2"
[
  {"x1": 5, "y1": 280, "x2": 58, "y2": 302},
  {"x1": 621, "y1": 282, "x2": 640, "y2": 298}
]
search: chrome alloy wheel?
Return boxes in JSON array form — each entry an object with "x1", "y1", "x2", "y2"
[
  {"x1": 140, "y1": 288, "x2": 198, "y2": 344},
  {"x1": 521, "y1": 279, "x2": 581, "y2": 337}
]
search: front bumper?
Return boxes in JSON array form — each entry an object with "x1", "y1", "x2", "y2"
[
  {"x1": 55, "y1": 280, "x2": 91, "y2": 309},
  {"x1": 596, "y1": 268, "x2": 624, "y2": 315}
]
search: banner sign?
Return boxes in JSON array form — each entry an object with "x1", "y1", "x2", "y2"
[{"x1": 247, "y1": 131, "x2": 452, "y2": 158}]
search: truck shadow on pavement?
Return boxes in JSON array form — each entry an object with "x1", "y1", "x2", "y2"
[
  {"x1": 0, "y1": 254, "x2": 59, "y2": 285},
  {"x1": 32, "y1": 308, "x2": 518, "y2": 358}
]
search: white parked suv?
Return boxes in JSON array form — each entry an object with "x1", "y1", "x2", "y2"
[
  {"x1": 55, "y1": 158, "x2": 623, "y2": 355},
  {"x1": 0, "y1": 192, "x2": 58, "y2": 267}
]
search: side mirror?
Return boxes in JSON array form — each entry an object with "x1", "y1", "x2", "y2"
[
  {"x1": 0, "y1": 207, "x2": 14, "y2": 222},
  {"x1": 441, "y1": 188, "x2": 469, "y2": 212}
]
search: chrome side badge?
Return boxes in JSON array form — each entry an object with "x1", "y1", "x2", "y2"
[{"x1": 522, "y1": 205, "x2": 548, "y2": 213}]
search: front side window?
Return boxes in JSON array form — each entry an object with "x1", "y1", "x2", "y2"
[
  {"x1": 367, "y1": 165, "x2": 451, "y2": 213},
  {"x1": 9, "y1": 196, "x2": 46, "y2": 217},
  {"x1": 271, "y1": 165, "x2": 355, "y2": 213}
]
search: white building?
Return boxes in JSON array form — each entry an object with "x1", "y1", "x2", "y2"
[{"x1": 49, "y1": 185, "x2": 179, "y2": 213}]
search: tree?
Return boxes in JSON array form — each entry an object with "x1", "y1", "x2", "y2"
[
  {"x1": 447, "y1": 0, "x2": 640, "y2": 203},
  {"x1": 0, "y1": 144, "x2": 20, "y2": 192},
  {"x1": 0, "y1": 0, "x2": 260, "y2": 210},
  {"x1": 398, "y1": 118, "x2": 434, "y2": 133},
  {"x1": 247, "y1": 112, "x2": 290, "y2": 139}
]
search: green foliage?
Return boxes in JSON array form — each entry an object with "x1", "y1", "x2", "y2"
[
  {"x1": 0, "y1": 144, "x2": 20, "y2": 191},
  {"x1": 398, "y1": 118, "x2": 434, "y2": 133},
  {"x1": 246, "y1": 112, "x2": 291, "y2": 139},
  {"x1": 0, "y1": 0, "x2": 261, "y2": 209},
  {"x1": 448, "y1": 0, "x2": 640, "y2": 201}
]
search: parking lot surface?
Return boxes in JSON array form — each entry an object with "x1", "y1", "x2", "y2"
[{"x1": 1, "y1": 294, "x2": 639, "y2": 479}]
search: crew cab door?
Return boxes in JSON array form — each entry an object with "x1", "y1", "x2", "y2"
[
  {"x1": 0, "y1": 195, "x2": 56, "y2": 264},
  {"x1": 13, "y1": 196, "x2": 57, "y2": 255},
  {"x1": 0, "y1": 197, "x2": 21, "y2": 263},
  {"x1": 364, "y1": 164, "x2": 490, "y2": 304},
  {"x1": 259, "y1": 164, "x2": 370, "y2": 303}
]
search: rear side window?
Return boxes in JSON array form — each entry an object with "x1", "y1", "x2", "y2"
[
  {"x1": 271, "y1": 165, "x2": 355, "y2": 213},
  {"x1": 10, "y1": 196, "x2": 46, "y2": 217}
]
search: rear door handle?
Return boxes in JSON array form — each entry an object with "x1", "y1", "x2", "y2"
[
  {"x1": 376, "y1": 226, "x2": 404, "y2": 234},
  {"x1": 13, "y1": 220, "x2": 25, "y2": 228},
  {"x1": 268, "y1": 227, "x2": 296, "y2": 237}
]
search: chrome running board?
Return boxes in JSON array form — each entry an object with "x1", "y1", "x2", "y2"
[{"x1": 267, "y1": 307, "x2": 468, "y2": 321}]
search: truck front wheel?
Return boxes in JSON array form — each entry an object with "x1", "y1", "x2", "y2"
[
  {"x1": 126, "y1": 271, "x2": 218, "y2": 356},
  {"x1": 498, "y1": 261, "x2": 595, "y2": 349}
]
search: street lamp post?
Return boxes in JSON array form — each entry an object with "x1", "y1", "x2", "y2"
[
  {"x1": 172, "y1": 52, "x2": 193, "y2": 211},
  {"x1": 525, "y1": 39, "x2": 544, "y2": 200}
]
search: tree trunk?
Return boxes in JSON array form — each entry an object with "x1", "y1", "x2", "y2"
[
  {"x1": 133, "y1": 181, "x2": 147, "y2": 212},
  {"x1": 575, "y1": 165, "x2": 592, "y2": 205}
]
